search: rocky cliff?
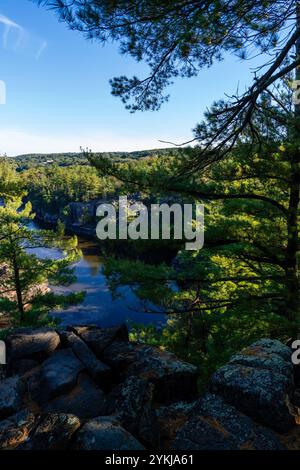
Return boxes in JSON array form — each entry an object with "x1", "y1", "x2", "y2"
[
  {"x1": 0, "y1": 325, "x2": 299, "y2": 450},
  {"x1": 34, "y1": 196, "x2": 138, "y2": 238}
]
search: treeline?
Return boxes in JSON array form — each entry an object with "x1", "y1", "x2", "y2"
[{"x1": 12, "y1": 148, "x2": 182, "y2": 170}]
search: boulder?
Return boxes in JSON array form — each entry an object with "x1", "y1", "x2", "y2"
[
  {"x1": 210, "y1": 363, "x2": 295, "y2": 432},
  {"x1": 101, "y1": 341, "x2": 141, "y2": 373},
  {"x1": 229, "y1": 339, "x2": 293, "y2": 379},
  {"x1": 103, "y1": 342, "x2": 198, "y2": 404},
  {"x1": 242, "y1": 339, "x2": 292, "y2": 362},
  {"x1": 6, "y1": 328, "x2": 60, "y2": 363},
  {"x1": 172, "y1": 394, "x2": 285, "y2": 450},
  {"x1": 105, "y1": 376, "x2": 157, "y2": 446},
  {"x1": 27, "y1": 367, "x2": 44, "y2": 404},
  {"x1": 126, "y1": 346, "x2": 198, "y2": 404},
  {"x1": 29, "y1": 349, "x2": 84, "y2": 403},
  {"x1": 0, "y1": 410, "x2": 36, "y2": 450},
  {"x1": 155, "y1": 401, "x2": 195, "y2": 448},
  {"x1": 21, "y1": 413, "x2": 80, "y2": 450},
  {"x1": 72, "y1": 324, "x2": 128, "y2": 357},
  {"x1": 0, "y1": 375, "x2": 25, "y2": 419},
  {"x1": 74, "y1": 416, "x2": 145, "y2": 450},
  {"x1": 44, "y1": 373, "x2": 106, "y2": 419},
  {"x1": 60, "y1": 331, "x2": 111, "y2": 387},
  {"x1": 210, "y1": 339, "x2": 295, "y2": 432}
]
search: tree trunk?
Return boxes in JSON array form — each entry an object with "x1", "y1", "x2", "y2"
[
  {"x1": 11, "y1": 250, "x2": 25, "y2": 322},
  {"x1": 285, "y1": 1, "x2": 300, "y2": 326},
  {"x1": 286, "y1": 158, "x2": 300, "y2": 324}
]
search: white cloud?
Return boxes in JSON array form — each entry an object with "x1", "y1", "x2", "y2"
[
  {"x1": 35, "y1": 40, "x2": 48, "y2": 60},
  {"x1": 0, "y1": 12, "x2": 47, "y2": 59},
  {"x1": 0, "y1": 129, "x2": 173, "y2": 157},
  {"x1": 0, "y1": 14, "x2": 22, "y2": 30},
  {"x1": 0, "y1": 13, "x2": 23, "y2": 49}
]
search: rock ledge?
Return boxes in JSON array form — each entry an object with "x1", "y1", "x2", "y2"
[{"x1": 0, "y1": 327, "x2": 298, "y2": 450}]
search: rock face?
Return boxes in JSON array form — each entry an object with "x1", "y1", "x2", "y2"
[
  {"x1": 0, "y1": 328, "x2": 298, "y2": 450},
  {"x1": 73, "y1": 324, "x2": 129, "y2": 357},
  {"x1": 155, "y1": 401, "x2": 195, "y2": 448},
  {"x1": 0, "y1": 376, "x2": 25, "y2": 420},
  {"x1": 210, "y1": 339, "x2": 295, "y2": 432},
  {"x1": 6, "y1": 328, "x2": 60, "y2": 365},
  {"x1": 104, "y1": 376, "x2": 157, "y2": 446},
  {"x1": 102, "y1": 342, "x2": 198, "y2": 403},
  {"x1": 42, "y1": 349, "x2": 84, "y2": 395},
  {"x1": 0, "y1": 410, "x2": 36, "y2": 449},
  {"x1": 61, "y1": 331, "x2": 111, "y2": 386},
  {"x1": 21, "y1": 414, "x2": 81, "y2": 450},
  {"x1": 172, "y1": 394, "x2": 285, "y2": 450},
  {"x1": 44, "y1": 373, "x2": 106, "y2": 419},
  {"x1": 128, "y1": 347, "x2": 198, "y2": 404},
  {"x1": 74, "y1": 417, "x2": 145, "y2": 450},
  {"x1": 229, "y1": 339, "x2": 293, "y2": 378}
]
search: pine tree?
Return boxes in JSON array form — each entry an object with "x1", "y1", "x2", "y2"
[
  {"x1": 0, "y1": 162, "x2": 82, "y2": 325},
  {"x1": 33, "y1": 1, "x2": 300, "y2": 344}
]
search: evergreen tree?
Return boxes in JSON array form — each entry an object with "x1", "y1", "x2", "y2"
[
  {"x1": 0, "y1": 162, "x2": 82, "y2": 325},
  {"x1": 33, "y1": 1, "x2": 300, "y2": 361},
  {"x1": 88, "y1": 84, "x2": 299, "y2": 373}
]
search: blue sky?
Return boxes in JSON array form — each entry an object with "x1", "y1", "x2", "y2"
[{"x1": 0, "y1": 0, "x2": 265, "y2": 156}]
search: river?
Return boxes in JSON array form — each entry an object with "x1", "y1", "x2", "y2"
[{"x1": 28, "y1": 223, "x2": 166, "y2": 329}]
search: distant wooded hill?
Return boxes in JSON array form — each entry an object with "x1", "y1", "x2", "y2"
[{"x1": 12, "y1": 148, "x2": 181, "y2": 170}]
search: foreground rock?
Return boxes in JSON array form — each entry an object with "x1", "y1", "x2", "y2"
[
  {"x1": 0, "y1": 410, "x2": 36, "y2": 449},
  {"x1": 105, "y1": 376, "x2": 157, "y2": 446},
  {"x1": 72, "y1": 324, "x2": 128, "y2": 357},
  {"x1": 6, "y1": 328, "x2": 60, "y2": 366},
  {"x1": 21, "y1": 414, "x2": 80, "y2": 450},
  {"x1": 61, "y1": 331, "x2": 111, "y2": 387},
  {"x1": 44, "y1": 373, "x2": 105, "y2": 419},
  {"x1": 228, "y1": 339, "x2": 293, "y2": 378},
  {"x1": 102, "y1": 342, "x2": 198, "y2": 403},
  {"x1": 155, "y1": 401, "x2": 195, "y2": 448},
  {"x1": 210, "y1": 339, "x2": 295, "y2": 432},
  {"x1": 0, "y1": 327, "x2": 297, "y2": 450},
  {"x1": 29, "y1": 349, "x2": 84, "y2": 403},
  {"x1": 74, "y1": 417, "x2": 145, "y2": 450},
  {"x1": 172, "y1": 394, "x2": 285, "y2": 450},
  {"x1": 0, "y1": 376, "x2": 25, "y2": 419}
]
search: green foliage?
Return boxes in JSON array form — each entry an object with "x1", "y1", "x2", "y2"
[
  {"x1": 23, "y1": 164, "x2": 118, "y2": 214},
  {"x1": 29, "y1": 1, "x2": 300, "y2": 389},
  {"x1": 0, "y1": 328, "x2": 10, "y2": 341},
  {"x1": 90, "y1": 94, "x2": 299, "y2": 381},
  {"x1": 13, "y1": 148, "x2": 180, "y2": 169},
  {"x1": 14, "y1": 152, "x2": 88, "y2": 169},
  {"x1": 0, "y1": 157, "x2": 25, "y2": 199},
  {"x1": 37, "y1": 1, "x2": 293, "y2": 112},
  {"x1": 0, "y1": 162, "x2": 83, "y2": 326}
]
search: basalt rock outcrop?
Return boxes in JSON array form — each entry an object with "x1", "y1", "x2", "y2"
[
  {"x1": 210, "y1": 339, "x2": 295, "y2": 432},
  {"x1": 0, "y1": 325, "x2": 299, "y2": 450}
]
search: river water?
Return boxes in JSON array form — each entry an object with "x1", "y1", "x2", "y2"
[{"x1": 28, "y1": 224, "x2": 165, "y2": 329}]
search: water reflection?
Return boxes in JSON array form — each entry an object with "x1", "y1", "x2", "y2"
[{"x1": 29, "y1": 229, "x2": 165, "y2": 328}]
